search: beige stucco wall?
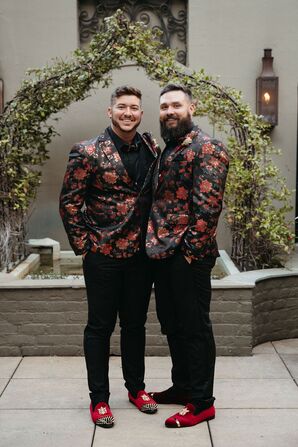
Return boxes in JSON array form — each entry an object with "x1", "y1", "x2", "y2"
[{"x1": 0, "y1": 0, "x2": 297, "y2": 253}]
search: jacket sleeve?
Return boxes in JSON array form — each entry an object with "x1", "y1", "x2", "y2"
[
  {"x1": 182, "y1": 140, "x2": 229, "y2": 260},
  {"x1": 59, "y1": 143, "x2": 96, "y2": 255}
]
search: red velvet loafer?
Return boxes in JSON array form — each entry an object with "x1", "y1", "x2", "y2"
[
  {"x1": 165, "y1": 403, "x2": 215, "y2": 428},
  {"x1": 90, "y1": 402, "x2": 114, "y2": 428},
  {"x1": 128, "y1": 390, "x2": 158, "y2": 414},
  {"x1": 149, "y1": 386, "x2": 190, "y2": 405}
]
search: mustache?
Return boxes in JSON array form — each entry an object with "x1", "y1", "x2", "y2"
[
  {"x1": 160, "y1": 115, "x2": 193, "y2": 141},
  {"x1": 164, "y1": 115, "x2": 178, "y2": 120}
]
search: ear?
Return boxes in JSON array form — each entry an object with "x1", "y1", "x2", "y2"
[
  {"x1": 189, "y1": 101, "x2": 196, "y2": 116},
  {"x1": 107, "y1": 106, "x2": 112, "y2": 119}
]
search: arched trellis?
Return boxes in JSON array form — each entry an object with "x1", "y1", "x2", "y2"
[{"x1": 0, "y1": 11, "x2": 293, "y2": 272}]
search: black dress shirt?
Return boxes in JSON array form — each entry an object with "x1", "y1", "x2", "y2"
[
  {"x1": 107, "y1": 126, "x2": 154, "y2": 250},
  {"x1": 108, "y1": 126, "x2": 154, "y2": 190}
]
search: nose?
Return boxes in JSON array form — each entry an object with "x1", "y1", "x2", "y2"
[
  {"x1": 123, "y1": 107, "x2": 133, "y2": 116},
  {"x1": 166, "y1": 106, "x2": 176, "y2": 116}
]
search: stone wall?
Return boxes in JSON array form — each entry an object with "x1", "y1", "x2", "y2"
[
  {"x1": 0, "y1": 286, "x2": 253, "y2": 356},
  {"x1": 253, "y1": 276, "x2": 298, "y2": 345},
  {"x1": 1, "y1": 276, "x2": 297, "y2": 356}
]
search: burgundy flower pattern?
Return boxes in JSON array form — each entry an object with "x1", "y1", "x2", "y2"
[
  {"x1": 146, "y1": 126, "x2": 229, "y2": 261},
  {"x1": 60, "y1": 129, "x2": 160, "y2": 257}
]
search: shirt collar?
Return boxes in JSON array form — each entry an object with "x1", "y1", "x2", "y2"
[{"x1": 108, "y1": 126, "x2": 141, "y2": 152}]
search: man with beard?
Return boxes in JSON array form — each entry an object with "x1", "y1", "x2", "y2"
[
  {"x1": 60, "y1": 86, "x2": 159, "y2": 428},
  {"x1": 146, "y1": 84, "x2": 229, "y2": 428}
]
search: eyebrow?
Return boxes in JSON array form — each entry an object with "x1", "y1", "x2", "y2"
[
  {"x1": 160, "y1": 101, "x2": 183, "y2": 106},
  {"x1": 116, "y1": 102, "x2": 140, "y2": 107}
]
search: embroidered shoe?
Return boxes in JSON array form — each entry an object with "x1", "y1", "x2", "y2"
[
  {"x1": 165, "y1": 403, "x2": 215, "y2": 428},
  {"x1": 128, "y1": 390, "x2": 158, "y2": 414},
  {"x1": 148, "y1": 386, "x2": 190, "y2": 405},
  {"x1": 89, "y1": 402, "x2": 114, "y2": 428}
]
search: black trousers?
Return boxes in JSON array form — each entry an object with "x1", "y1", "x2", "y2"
[
  {"x1": 83, "y1": 251, "x2": 153, "y2": 406},
  {"x1": 153, "y1": 251, "x2": 216, "y2": 405}
]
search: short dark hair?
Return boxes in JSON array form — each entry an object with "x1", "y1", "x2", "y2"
[
  {"x1": 160, "y1": 83, "x2": 192, "y2": 101},
  {"x1": 110, "y1": 86, "x2": 142, "y2": 105}
]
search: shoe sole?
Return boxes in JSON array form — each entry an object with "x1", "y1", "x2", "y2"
[
  {"x1": 95, "y1": 420, "x2": 114, "y2": 428},
  {"x1": 165, "y1": 415, "x2": 215, "y2": 428},
  {"x1": 141, "y1": 408, "x2": 158, "y2": 414},
  {"x1": 129, "y1": 399, "x2": 158, "y2": 414}
]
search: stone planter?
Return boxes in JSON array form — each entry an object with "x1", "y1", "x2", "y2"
[{"x1": 1, "y1": 244, "x2": 298, "y2": 356}]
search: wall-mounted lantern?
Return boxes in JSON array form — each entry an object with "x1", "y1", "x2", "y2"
[
  {"x1": 256, "y1": 49, "x2": 278, "y2": 127},
  {"x1": 0, "y1": 79, "x2": 4, "y2": 114}
]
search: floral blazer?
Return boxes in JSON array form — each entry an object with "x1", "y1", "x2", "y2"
[
  {"x1": 146, "y1": 126, "x2": 229, "y2": 261},
  {"x1": 59, "y1": 128, "x2": 160, "y2": 258}
]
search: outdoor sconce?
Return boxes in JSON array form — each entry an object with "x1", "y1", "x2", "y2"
[
  {"x1": 256, "y1": 49, "x2": 278, "y2": 127},
  {"x1": 0, "y1": 79, "x2": 3, "y2": 114}
]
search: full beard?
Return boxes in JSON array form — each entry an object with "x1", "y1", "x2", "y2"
[{"x1": 160, "y1": 114, "x2": 193, "y2": 142}]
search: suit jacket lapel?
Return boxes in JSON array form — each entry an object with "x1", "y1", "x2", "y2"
[
  {"x1": 141, "y1": 132, "x2": 159, "y2": 158},
  {"x1": 100, "y1": 129, "x2": 133, "y2": 186},
  {"x1": 153, "y1": 144, "x2": 183, "y2": 194},
  {"x1": 152, "y1": 155, "x2": 161, "y2": 193},
  {"x1": 153, "y1": 127, "x2": 200, "y2": 194}
]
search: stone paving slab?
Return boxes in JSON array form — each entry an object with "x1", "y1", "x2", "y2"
[
  {"x1": 93, "y1": 409, "x2": 212, "y2": 447},
  {"x1": 252, "y1": 341, "x2": 276, "y2": 354},
  {"x1": 0, "y1": 379, "x2": 9, "y2": 395},
  {"x1": 0, "y1": 378, "x2": 89, "y2": 409},
  {"x1": 209, "y1": 409, "x2": 298, "y2": 447},
  {"x1": 273, "y1": 339, "x2": 298, "y2": 354},
  {"x1": 0, "y1": 357, "x2": 21, "y2": 378},
  {"x1": 12, "y1": 356, "x2": 172, "y2": 379},
  {"x1": 0, "y1": 409, "x2": 94, "y2": 447},
  {"x1": 12, "y1": 354, "x2": 291, "y2": 380},
  {"x1": 13, "y1": 356, "x2": 87, "y2": 379},
  {"x1": 215, "y1": 378, "x2": 298, "y2": 408},
  {"x1": 280, "y1": 354, "x2": 298, "y2": 379},
  {"x1": 215, "y1": 354, "x2": 290, "y2": 379},
  {"x1": 144, "y1": 357, "x2": 172, "y2": 378}
]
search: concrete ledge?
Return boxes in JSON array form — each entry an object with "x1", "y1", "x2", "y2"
[
  {"x1": 0, "y1": 254, "x2": 40, "y2": 281},
  {"x1": 28, "y1": 238, "x2": 60, "y2": 261}
]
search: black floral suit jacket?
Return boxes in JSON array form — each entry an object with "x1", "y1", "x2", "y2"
[
  {"x1": 146, "y1": 126, "x2": 229, "y2": 261},
  {"x1": 59, "y1": 128, "x2": 160, "y2": 258}
]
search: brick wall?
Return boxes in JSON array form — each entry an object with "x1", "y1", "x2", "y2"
[
  {"x1": 1, "y1": 277, "x2": 297, "y2": 356},
  {"x1": 253, "y1": 276, "x2": 298, "y2": 345},
  {"x1": 0, "y1": 285, "x2": 254, "y2": 356}
]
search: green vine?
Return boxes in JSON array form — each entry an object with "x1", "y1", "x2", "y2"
[{"x1": 0, "y1": 10, "x2": 294, "y2": 271}]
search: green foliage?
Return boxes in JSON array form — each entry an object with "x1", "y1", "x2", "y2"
[{"x1": 0, "y1": 10, "x2": 294, "y2": 271}]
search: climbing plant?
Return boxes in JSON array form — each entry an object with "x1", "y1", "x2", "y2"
[{"x1": 0, "y1": 10, "x2": 294, "y2": 271}]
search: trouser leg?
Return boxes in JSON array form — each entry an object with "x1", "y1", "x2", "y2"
[
  {"x1": 153, "y1": 257, "x2": 190, "y2": 392},
  {"x1": 154, "y1": 252, "x2": 216, "y2": 402},
  {"x1": 170, "y1": 253, "x2": 216, "y2": 403},
  {"x1": 119, "y1": 253, "x2": 153, "y2": 396},
  {"x1": 187, "y1": 259, "x2": 216, "y2": 403},
  {"x1": 83, "y1": 252, "x2": 122, "y2": 406}
]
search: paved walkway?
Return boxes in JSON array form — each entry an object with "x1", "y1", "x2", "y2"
[{"x1": 1, "y1": 339, "x2": 298, "y2": 446}]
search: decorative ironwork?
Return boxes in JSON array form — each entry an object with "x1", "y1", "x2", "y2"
[{"x1": 79, "y1": 0, "x2": 187, "y2": 64}]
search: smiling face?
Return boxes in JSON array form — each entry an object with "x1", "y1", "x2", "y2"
[
  {"x1": 159, "y1": 90, "x2": 195, "y2": 141},
  {"x1": 107, "y1": 94, "x2": 143, "y2": 142}
]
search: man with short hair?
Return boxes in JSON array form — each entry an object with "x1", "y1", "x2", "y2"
[
  {"x1": 147, "y1": 84, "x2": 229, "y2": 428},
  {"x1": 60, "y1": 86, "x2": 159, "y2": 428}
]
